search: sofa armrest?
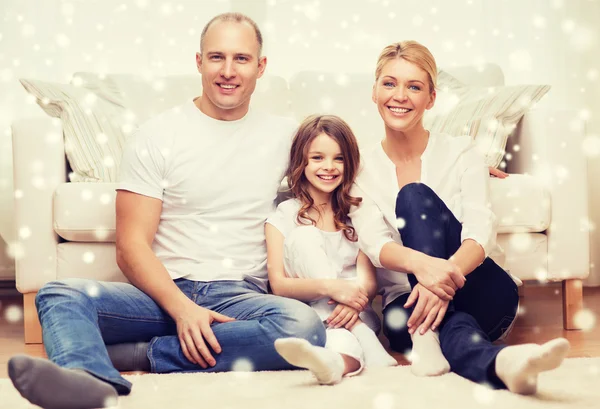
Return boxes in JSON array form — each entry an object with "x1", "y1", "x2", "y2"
[
  {"x1": 509, "y1": 109, "x2": 589, "y2": 281},
  {"x1": 12, "y1": 117, "x2": 67, "y2": 293}
]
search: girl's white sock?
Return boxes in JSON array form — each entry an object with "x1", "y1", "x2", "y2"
[{"x1": 350, "y1": 323, "x2": 397, "y2": 368}]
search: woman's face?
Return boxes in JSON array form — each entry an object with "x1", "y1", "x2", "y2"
[{"x1": 372, "y1": 58, "x2": 436, "y2": 133}]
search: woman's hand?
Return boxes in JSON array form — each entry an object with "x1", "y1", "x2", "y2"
[
  {"x1": 408, "y1": 252, "x2": 465, "y2": 300},
  {"x1": 404, "y1": 284, "x2": 449, "y2": 334},
  {"x1": 326, "y1": 280, "x2": 369, "y2": 311},
  {"x1": 326, "y1": 303, "x2": 361, "y2": 329},
  {"x1": 488, "y1": 167, "x2": 508, "y2": 178}
]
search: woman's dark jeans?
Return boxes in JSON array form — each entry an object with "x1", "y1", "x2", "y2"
[{"x1": 383, "y1": 183, "x2": 519, "y2": 388}]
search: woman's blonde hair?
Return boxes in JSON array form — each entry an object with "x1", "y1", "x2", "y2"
[{"x1": 375, "y1": 41, "x2": 437, "y2": 93}]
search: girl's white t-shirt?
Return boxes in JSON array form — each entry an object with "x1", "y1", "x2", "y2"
[{"x1": 266, "y1": 198, "x2": 360, "y2": 280}]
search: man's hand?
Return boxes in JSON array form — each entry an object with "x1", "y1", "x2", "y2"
[
  {"x1": 405, "y1": 284, "x2": 449, "y2": 334},
  {"x1": 326, "y1": 302, "x2": 360, "y2": 329},
  {"x1": 174, "y1": 302, "x2": 235, "y2": 368},
  {"x1": 409, "y1": 252, "x2": 465, "y2": 300},
  {"x1": 327, "y1": 280, "x2": 369, "y2": 311}
]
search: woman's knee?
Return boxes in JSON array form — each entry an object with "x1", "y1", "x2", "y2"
[{"x1": 395, "y1": 183, "x2": 436, "y2": 217}]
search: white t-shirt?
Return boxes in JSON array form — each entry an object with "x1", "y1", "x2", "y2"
[
  {"x1": 349, "y1": 132, "x2": 498, "y2": 307},
  {"x1": 266, "y1": 198, "x2": 360, "y2": 280},
  {"x1": 118, "y1": 100, "x2": 297, "y2": 291}
]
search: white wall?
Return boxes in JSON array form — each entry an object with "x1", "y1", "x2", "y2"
[{"x1": 1, "y1": 0, "x2": 599, "y2": 283}]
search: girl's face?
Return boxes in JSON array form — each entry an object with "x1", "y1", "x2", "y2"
[
  {"x1": 372, "y1": 58, "x2": 436, "y2": 133},
  {"x1": 304, "y1": 133, "x2": 344, "y2": 199}
]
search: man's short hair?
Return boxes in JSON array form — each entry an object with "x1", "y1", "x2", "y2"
[{"x1": 200, "y1": 12, "x2": 263, "y2": 57}]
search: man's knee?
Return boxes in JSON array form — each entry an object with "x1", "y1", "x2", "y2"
[{"x1": 35, "y1": 278, "x2": 96, "y2": 311}]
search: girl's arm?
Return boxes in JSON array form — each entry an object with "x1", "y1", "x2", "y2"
[
  {"x1": 265, "y1": 223, "x2": 368, "y2": 309},
  {"x1": 326, "y1": 250, "x2": 376, "y2": 329}
]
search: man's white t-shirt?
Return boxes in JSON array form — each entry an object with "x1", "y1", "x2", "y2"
[{"x1": 118, "y1": 100, "x2": 297, "y2": 291}]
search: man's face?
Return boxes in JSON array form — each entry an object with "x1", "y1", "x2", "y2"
[{"x1": 196, "y1": 21, "x2": 266, "y2": 121}]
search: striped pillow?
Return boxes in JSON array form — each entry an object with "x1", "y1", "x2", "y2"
[
  {"x1": 20, "y1": 78, "x2": 135, "y2": 182},
  {"x1": 425, "y1": 72, "x2": 550, "y2": 167}
]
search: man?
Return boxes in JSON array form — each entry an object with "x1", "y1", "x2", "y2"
[{"x1": 8, "y1": 13, "x2": 332, "y2": 409}]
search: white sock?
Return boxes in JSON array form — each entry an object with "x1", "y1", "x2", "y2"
[
  {"x1": 409, "y1": 329, "x2": 450, "y2": 377},
  {"x1": 351, "y1": 323, "x2": 397, "y2": 368},
  {"x1": 274, "y1": 338, "x2": 345, "y2": 385},
  {"x1": 495, "y1": 338, "x2": 570, "y2": 395}
]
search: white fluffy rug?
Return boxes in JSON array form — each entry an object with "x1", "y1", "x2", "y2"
[{"x1": 1, "y1": 358, "x2": 599, "y2": 409}]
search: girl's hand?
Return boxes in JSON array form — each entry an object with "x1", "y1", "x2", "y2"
[
  {"x1": 404, "y1": 284, "x2": 449, "y2": 335},
  {"x1": 326, "y1": 303, "x2": 360, "y2": 329},
  {"x1": 327, "y1": 280, "x2": 369, "y2": 311}
]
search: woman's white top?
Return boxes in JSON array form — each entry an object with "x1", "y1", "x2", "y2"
[{"x1": 349, "y1": 132, "x2": 499, "y2": 307}]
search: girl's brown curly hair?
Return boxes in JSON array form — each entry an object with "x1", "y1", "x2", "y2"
[{"x1": 286, "y1": 114, "x2": 362, "y2": 241}]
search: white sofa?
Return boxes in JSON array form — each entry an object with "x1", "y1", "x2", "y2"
[{"x1": 12, "y1": 64, "x2": 589, "y2": 343}]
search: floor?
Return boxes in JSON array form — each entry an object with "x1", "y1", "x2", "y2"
[{"x1": 1, "y1": 284, "x2": 599, "y2": 377}]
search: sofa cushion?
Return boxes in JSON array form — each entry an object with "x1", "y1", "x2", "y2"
[
  {"x1": 288, "y1": 70, "x2": 549, "y2": 169},
  {"x1": 19, "y1": 78, "x2": 133, "y2": 182},
  {"x1": 490, "y1": 174, "x2": 551, "y2": 233},
  {"x1": 424, "y1": 73, "x2": 550, "y2": 168},
  {"x1": 57, "y1": 242, "x2": 127, "y2": 283},
  {"x1": 22, "y1": 74, "x2": 292, "y2": 184},
  {"x1": 497, "y1": 233, "x2": 548, "y2": 280},
  {"x1": 54, "y1": 183, "x2": 118, "y2": 242}
]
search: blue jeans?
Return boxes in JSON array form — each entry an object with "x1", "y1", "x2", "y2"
[
  {"x1": 36, "y1": 278, "x2": 326, "y2": 394},
  {"x1": 382, "y1": 183, "x2": 519, "y2": 388}
]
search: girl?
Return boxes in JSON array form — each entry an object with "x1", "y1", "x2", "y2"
[
  {"x1": 349, "y1": 40, "x2": 570, "y2": 394},
  {"x1": 265, "y1": 114, "x2": 397, "y2": 385}
]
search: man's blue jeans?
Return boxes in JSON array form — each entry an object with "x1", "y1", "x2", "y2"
[
  {"x1": 383, "y1": 183, "x2": 519, "y2": 388},
  {"x1": 35, "y1": 278, "x2": 326, "y2": 394}
]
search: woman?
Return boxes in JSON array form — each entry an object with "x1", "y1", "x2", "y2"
[{"x1": 349, "y1": 40, "x2": 570, "y2": 394}]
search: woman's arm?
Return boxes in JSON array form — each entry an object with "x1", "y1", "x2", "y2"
[
  {"x1": 350, "y1": 183, "x2": 463, "y2": 300},
  {"x1": 265, "y1": 223, "x2": 368, "y2": 310},
  {"x1": 449, "y1": 239, "x2": 485, "y2": 277},
  {"x1": 379, "y1": 241, "x2": 464, "y2": 300},
  {"x1": 355, "y1": 250, "x2": 377, "y2": 300},
  {"x1": 451, "y1": 143, "x2": 497, "y2": 276}
]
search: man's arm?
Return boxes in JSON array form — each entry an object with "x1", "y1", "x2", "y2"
[
  {"x1": 115, "y1": 190, "x2": 190, "y2": 316},
  {"x1": 116, "y1": 190, "x2": 234, "y2": 368}
]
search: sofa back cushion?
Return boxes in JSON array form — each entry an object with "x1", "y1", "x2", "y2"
[
  {"x1": 21, "y1": 73, "x2": 291, "y2": 182},
  {"x1": 288, "y1": 67, "x2": 549, "y2": 168},
  {"x1": 20, "y1": 78, "x2": 132, "y2": 182}
]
